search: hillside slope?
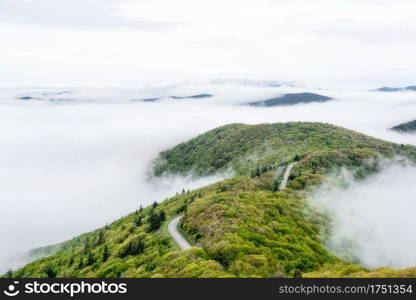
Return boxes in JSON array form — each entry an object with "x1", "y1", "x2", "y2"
[
  {"x1": 8, "y1": 122, "x2": 416, "y2": 278},
  {"x1": 154, "y1": 122, "x2": 415, "y2": 177}
]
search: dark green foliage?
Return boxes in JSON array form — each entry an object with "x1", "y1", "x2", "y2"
[
  {"x1": 176, "y1": 205, "x2": 187, "y2": 214},
  {"x1": 159, "y1": 211, "x2": 166, "y2": 222},
  {"x1": 77, "y1": 258, "x2": 84, "y2": 270},
  {"x1": 5, "y1": 269, "x2": 13, "y2": 278},
  {"x1": 148, "y1": 211, "x2": 164, "y2": 232},
  {"x1": 85, "y1": 252, "x2": 95, "y2": 266},
  {"x1": 102, "y1": 245, "x2": 110, "y2": 262},
  {"x1": 43, "y1": 265, "x2": 57, "y2": 278},
  {"x1": 96, "y1": 230, "x2": 105, "y2": 246},
  {"x1": 68, "y1": 256, "x2": 74, "y2": 266},
  {"x1": 134, "y1": 216, "x2": 142, "y2": 227},
  {"x1": 272, "y1": 180, "x2": 280, "y2": 192},
  {"x1": 250, "y1": 165, "x2": 274, "y2": 178},
  {"x1": 83, "y1": 237, "x2": 90, "y2": 255},
  {"x1": 120, "y1": 240, "x2": 145, "y2": 258}
]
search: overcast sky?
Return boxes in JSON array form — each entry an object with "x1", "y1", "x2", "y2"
[{"x1": 1, "y1": 0, "x2": 416, "y2": 88}]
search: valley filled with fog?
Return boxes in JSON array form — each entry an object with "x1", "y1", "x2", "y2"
[{"x1": 1, "y1": 81, "x2": 416, "y2": 272}]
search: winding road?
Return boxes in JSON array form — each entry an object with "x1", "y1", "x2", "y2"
[
  {"x1": 167, "y1": 215, "x2": 192, "y2": 250},
  {"x1": 279, "y1": 162, "x2": 297, "y2": 190},
  {"x1": 167, "y1": 163, "x2": 297, "y2": 249}
]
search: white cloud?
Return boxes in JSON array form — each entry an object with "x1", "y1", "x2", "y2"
[
  {"x1": 1, "y1": 0, "x2": 416, "y2": 87},
  {"x1": 0, "y1": 0, "x2": 174, "y2": 29}
]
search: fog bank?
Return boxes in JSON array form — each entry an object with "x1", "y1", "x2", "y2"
[{"x1": 311, "y1": 161, "x2": 416, "y2": 269}]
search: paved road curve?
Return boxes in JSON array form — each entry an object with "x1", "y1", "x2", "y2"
[
  {"x1": 167, "y1": 215, "x2": 192, "y2": 250},
  {"x1": 279, "y1": 162, "x2": 297, "y2": 190}
]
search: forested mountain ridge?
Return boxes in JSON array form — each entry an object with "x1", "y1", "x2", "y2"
[
  {"x1": 8, "y1": 122, "x2": 416, "y2": 278},
  {"x1": 154, "y1": 122, "x2": 416, "y2": 178}
]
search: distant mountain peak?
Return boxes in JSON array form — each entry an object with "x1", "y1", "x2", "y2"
[
  {"x1": 391, "y1": 119, "x2": 416, "y2": 133},
  {"x1": 248, "y1": 92, "x2": 332, "y2": 107}
]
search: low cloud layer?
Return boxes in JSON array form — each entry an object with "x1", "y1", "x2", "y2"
[
  {"x1": 311, "y1": 160, "x2": 416, "y2": 269},
  {"x1": 1, "y1": 83, "x2": 416, "y2": 272}
]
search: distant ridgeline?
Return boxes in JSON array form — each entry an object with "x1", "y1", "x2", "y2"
[
  {"x1": 247, "y1": 92, "x2": 332, "y2": 107},
  {"x1": 9, "y1": 122, "x2": 416, "y2": 278},
  {"x1": 372, "y1": 86, "x2": 416, "y2": 92},
  {"x1": 138, "y1": 94, "x2": 213, "y2": 102},
  {"x1": 391, "y1": 120, "x2": 416, "y2": 133},
  {"x1": 17, "y1": 91, "x2": 73, "y2": 102}
]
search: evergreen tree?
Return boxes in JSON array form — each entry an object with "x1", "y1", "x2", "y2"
[
  {"x1": 77, "y1": 259, "x2": 83, "y2": 270},
  {"x1": 83, "y1": 237, "x2": 90, "y2": 254},
  {"x1": 86, "y1": 251, "x2": 95, "y2": 266},
  {"x1": 119, "y1": 240, "x2": 145, "y2": 258},
  {"x1": 134, "y1": 216, "x2": 142, "y2": 227},
  {"x1": 159, "y1": 210, "x2": 166, "y2": 222},
  {"x1": 148, "y1": 211, "x2": 162, "y2": 232},
  {"x1": 96, "y1": 230, "x2": 105, "y2": 246},
  {"x1": 176, "y1": 205, "x2": 187, "y2": 214},
  {"x1": 102, "y1": 244, "x2": 110, "y2": 262},
  {"x1": 152, "y1": 201, "x2": 158, "y2": 209},
  {"x1": 272, "y1": 180, "x2": 280, "y2": 192},
  {"x1": 5, "y1": 269, "x2": 13, "y2": 278},
  {"x1": 129, "y1": 240, "x2": 145, "y2": 256},
  {"x1": 68, "y1": 256, "x2": 74, "y2": 266},
  {"x1": 43, "y1": 265, "x2": 57, "y2": 278},
  {"x1": 135, "y1": 240, "x2": 145, "y2": 255}
]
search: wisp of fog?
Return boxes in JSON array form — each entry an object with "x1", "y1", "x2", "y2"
[{"x1": 311, "y1": 161, "x2": 416, "y2": 269}]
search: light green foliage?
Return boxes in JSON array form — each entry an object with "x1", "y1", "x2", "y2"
[
  {"x1": 304, "y1": 262, "x2": 416, "y2": 278},
  {"x1": 9, "y1": 122, "x2": 416, "y2": 278},
  {"x1": 181, "y1": 177, "x2": 337, "y2": 278},
  {"x1": 153, "y1": 122, "x2": 416, "y2": 177}
]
